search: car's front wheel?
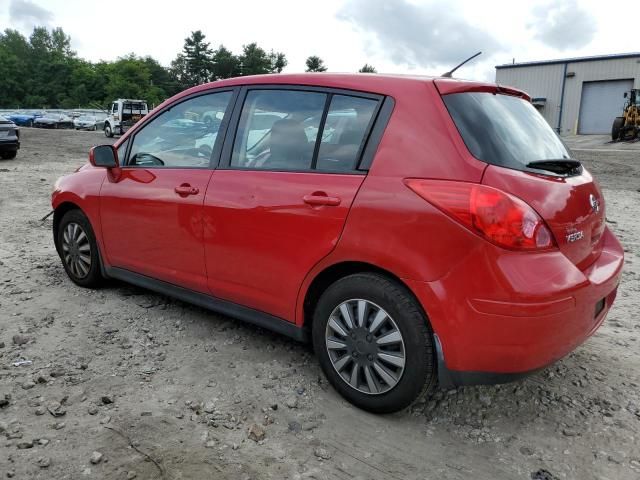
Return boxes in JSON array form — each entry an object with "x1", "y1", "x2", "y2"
[
  {"x1": 104, "y1": 124, "x2": 113, "y2": 138},
  {"x1": 1, "y1": 151, "x2": 17, "y2": 160},
  {"x1": 57, "y1": 209, "x2": 103, "y2": 288},
  {"x1": 312, "y1": 273, "x2": 436, "y2": 413}
]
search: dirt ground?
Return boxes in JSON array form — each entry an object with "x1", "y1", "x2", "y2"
[{"x1": 0, "y1": 128, "x2": 639, "y2": 480}]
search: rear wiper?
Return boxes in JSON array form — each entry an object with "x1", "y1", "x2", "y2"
[{"x1": 526, "y1": 159, "x2": 582, "y2": 174}]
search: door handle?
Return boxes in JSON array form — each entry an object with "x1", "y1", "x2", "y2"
[
  {"x1": 303, "y1": 193, "x2": 341, "y2": 207},
  {"x1": 175, "y1": 184, "x2": 199, "y2": 196}
]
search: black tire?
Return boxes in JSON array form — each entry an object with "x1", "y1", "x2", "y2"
[
  {"x1": 28, "y1": 120, "x2": 33, "y2": 127},
  {"x1": 56, "y1": 209, "x2": 104, "y2": 288},
  {"x1": 104, "y1": 123, "x2": 113, "y2": 138},
  {"x1": 612, "y1": 116, "x2": 625, "y2": 141},
  {"x1": 1, "y1": 150, "x2": 17, "y2": 160},
  {"x1": 312, "y1": 273, "x2": 436, "y2": 413}
]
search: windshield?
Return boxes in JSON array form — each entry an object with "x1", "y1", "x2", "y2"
[{"x1": 443, "y1": 92, "x2": 571, "y2": 170}]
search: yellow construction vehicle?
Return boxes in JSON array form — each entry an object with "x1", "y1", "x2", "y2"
[{"x1": 611, "y1": 89, "x2": 640, "y2": 141}]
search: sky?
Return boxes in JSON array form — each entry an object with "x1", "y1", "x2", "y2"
[{"x1": 0, "y1": 0, "x2": 637, "y2": 81}]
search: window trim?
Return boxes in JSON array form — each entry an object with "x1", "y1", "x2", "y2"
[
  {"x1": 218, "y1": 84, "x2": 386, "y2": 175},
  {"x1": 357, "y1": 96, "x2": 395, "y2": 171},
  {"x1": 121, "y1": 87, "x2": 240, "y2": 170}
]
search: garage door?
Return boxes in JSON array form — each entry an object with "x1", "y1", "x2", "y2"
[{"x1": 578, "y1": 79, "x2": 634, "y2": 134}]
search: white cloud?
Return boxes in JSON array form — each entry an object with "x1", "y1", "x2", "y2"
[
  {"x1": 8, "y1": 0, "x2": 53, "y2": 30},
  {"x1": 530, "y1": 0, "x2": 597, "y2": 50}
]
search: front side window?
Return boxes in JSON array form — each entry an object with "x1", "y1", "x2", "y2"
[
  {"x1": 231, "y1": 90, "x2": 327, "y2": 170},
  {"x1": 127, "y1": 91, "x2": 232, "y2": 168}
]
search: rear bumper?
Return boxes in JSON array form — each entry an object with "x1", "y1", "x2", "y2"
[
  {"x1": 0, "y1": 139, "x2": 20, "y2": 151},
  {"x1": 407, "y1": 226, "x2": 624, "y2": 387}
]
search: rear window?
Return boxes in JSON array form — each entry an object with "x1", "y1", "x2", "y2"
[{"x1": 443, "y1": 92, "x2": 571, "y2": 170}]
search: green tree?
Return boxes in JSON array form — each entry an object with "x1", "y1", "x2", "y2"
[
  {"x1": 358, "y1": 64, "x2": 377, "y2": 73},
  {"x1": 212, "y1": 45, "x2": 239, "y2": 79},
  {"x1": 270, "y1": 51, "x2": 287, "y2": 73},
  {"x1": 171, "y1": 30, "x2": 214, "y2": 87},
  {"x1": 305, "y1": 55, "x2": 327, "y2": 72},
  {"x1": 102, "y1": 54, "x2": 167, "y2": 107},
  {"x1": 0, "y1": 26, "x2": 293, "y2": 109},
  {"x1": 239, "y1": 42, "x2": 273, "y2": 75},
  {"x1": 0, "y1": 29, "x2": 31, "y2": 107}
]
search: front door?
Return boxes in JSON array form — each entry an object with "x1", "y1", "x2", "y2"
[
  {"x1": 100, "y1": 90, "x2": 234, "y2": 293},
  {"x1": 204, "y1": 88, "x2": 382, "y2": 320}
]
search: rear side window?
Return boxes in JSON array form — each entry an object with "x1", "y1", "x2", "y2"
[
  {"x1": 443, "y1": 93, "x2": 571, "y2": 170},
  {"x1": 231, "y1": 90, "x2": 326, "y2": 171},
  {"x1": 316, "y1": 95, "x2": 378, "y2": 172}
]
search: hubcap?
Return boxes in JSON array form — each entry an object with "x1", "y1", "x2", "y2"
[
  {"x1": 325, "y1": 299, "x2": 405, "y2": 395},
  {"x1": 61, "y1": 222, "x2": 91, "y2": 279}
]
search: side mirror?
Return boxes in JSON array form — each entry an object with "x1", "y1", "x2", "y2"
[
  {"x1": 624, "y1": 92, "x2": 628, "y2": 98},
  {"x1": 89, "y1": 145, "x2": 118, "y2": 168}
]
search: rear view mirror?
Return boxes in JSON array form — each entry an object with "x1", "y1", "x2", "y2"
[
  {"x1": 624, "y1": 92, "x2": 628, "y2": 98},
  {"x1": 89, "y1": 145, "x2": 118, "y2": 168}
]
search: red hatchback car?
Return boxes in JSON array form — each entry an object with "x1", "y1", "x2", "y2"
[{"x1": 52, "y1": 74, "x2": 623, "y2": 413}]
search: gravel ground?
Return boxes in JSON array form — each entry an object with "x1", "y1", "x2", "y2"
[{"x1": 0, "y1": 128, "x2": 639, "y2": 480}]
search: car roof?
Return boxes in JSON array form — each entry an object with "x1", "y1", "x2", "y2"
[{"x1": 167, "y1": 73, "x2": 528, "y2": 106}]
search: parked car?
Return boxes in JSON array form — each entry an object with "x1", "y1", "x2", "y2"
[
  {"x1": 0, "y1": 115, "x2": 20, "y2": 159},
  {"x1": 34, "y1": 113, "x2": 74, "y2": 129},
  {"x1": 51, "y1": 74, "x2": 624, "y2": 413},
  {"x1": 74, "y1": 115, "x2": 104, "y2": 131},
  {"x1": 5, "y1": 111, "x2": 42, "y2": 127}
]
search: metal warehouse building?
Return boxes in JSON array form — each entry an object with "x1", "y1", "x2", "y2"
[{"x1": 495, "y1": 53, "x2": 640, "y2": 135}]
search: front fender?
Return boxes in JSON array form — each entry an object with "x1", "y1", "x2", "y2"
[{"x1": 52, "y1": 168, "x2": 107, "y2": 263}]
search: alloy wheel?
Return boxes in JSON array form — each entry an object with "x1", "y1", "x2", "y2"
[
  {"x1": 61, "y1": 222, "x2": 92, "y2": 278},
  {"x1": 325, "y1": 299, "x2": 406, "y2": 395}
]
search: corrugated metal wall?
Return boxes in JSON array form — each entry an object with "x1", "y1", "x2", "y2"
[
  {"x1": 496, "y1": 57, "x2": 640, "y2": 135},
  {"x1": 496, "y1": 63, "x2": 565, "y2": 130}
]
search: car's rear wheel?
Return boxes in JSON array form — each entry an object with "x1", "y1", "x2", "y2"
[
  {"x1": 1, "y1": 151, "x2": 17, "y2": 160},
  {"x1": 312, "y1": 273, "x2": 436, "y2": 413},
  {"x1": 57, "y1": 209, "x2": 103, "y2": 288}
]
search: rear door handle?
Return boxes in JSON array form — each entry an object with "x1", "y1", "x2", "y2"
[
  {"x1": 303, "y1": 194, "x2": 341, "y2": 207},
  {"x1": 175, "y1": 184, "x2": 199, "y2": 196}
]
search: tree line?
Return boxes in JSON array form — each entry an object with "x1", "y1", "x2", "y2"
[{"x1": 0, "y1": 27, "x2": 377, "y2": 110}]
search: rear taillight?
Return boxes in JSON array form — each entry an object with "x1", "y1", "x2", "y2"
[{"x1": 405, "y1": 179, "x2": 556, "y2": 251}]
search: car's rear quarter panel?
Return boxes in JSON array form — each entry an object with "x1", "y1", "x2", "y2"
[{"x1": 295, "y1": 79, "x2": 491, "y2": 324}]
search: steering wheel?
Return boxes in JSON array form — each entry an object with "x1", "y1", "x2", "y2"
[{"x1": 133, "y1": 153, "x2": 165, "y2": 166}]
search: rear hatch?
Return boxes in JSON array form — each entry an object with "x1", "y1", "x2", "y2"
[
  {"x1": 437, "y1": 81, "x2": 605, "y2": 270},
  {"x1": 0, "y1": 117, "x2": 18, "y2": 140}
]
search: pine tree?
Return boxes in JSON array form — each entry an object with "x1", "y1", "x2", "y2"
[
  {"x1": 180, "y1": 30, "x2": 214, "y2": 86},
  {"x1": 358, "y1": 64, "x2": 377, "y2": 73},
  {"x1": 305, "y1": 56, "x2": 327, "y2": 72}
]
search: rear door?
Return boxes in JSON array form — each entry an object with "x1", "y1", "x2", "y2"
[
  {"x1": 440, "y1": 87, "x2": 605, "y2": 270},
  {"x1": 100, "y1": 89, "x2": 235, "y2": 293},
  {"x1": 203, "y1": 87, "x2": 382, "y2": 321}
]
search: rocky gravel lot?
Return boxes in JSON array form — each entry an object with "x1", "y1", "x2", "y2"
[{"x1": 0, "y1": 128, "x2": 639, "y2": 479}]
